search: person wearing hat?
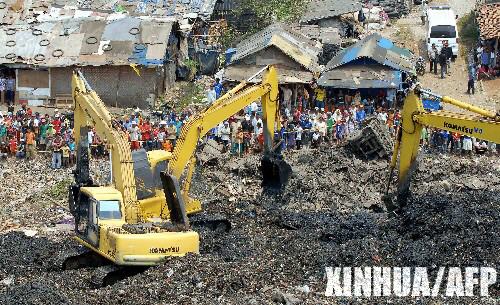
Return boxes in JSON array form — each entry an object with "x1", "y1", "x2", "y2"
[
  {"x1": 166, "y1": 122, "x2": 177, "y2": 147},
  {"x1": 129, "y1": 121, "x2": 141, "y2": 150}
]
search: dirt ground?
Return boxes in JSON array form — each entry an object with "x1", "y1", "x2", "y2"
[{"x1": 383, "y1": 2, "x2": 499, "y2": 112}]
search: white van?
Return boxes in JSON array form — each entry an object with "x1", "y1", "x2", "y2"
[{"x1": 426, "y1": 5, "x2": 459, "y2": 57}]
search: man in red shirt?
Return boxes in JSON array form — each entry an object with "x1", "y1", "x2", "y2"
[
  {"x1": 52, "y1": 114, "x2": 62, "y2": 134},
  {"x1": 141, "y1": 118, "x2": 152, "y2": 150}
]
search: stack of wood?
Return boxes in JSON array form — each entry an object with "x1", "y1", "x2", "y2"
[{"x1": 477, "y1": 3, "x2": 500, "y2": 40}]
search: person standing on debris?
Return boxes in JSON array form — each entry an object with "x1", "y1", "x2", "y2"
[
  {"x1": 439, "y1": 47, "x2": 448, "y2": 79},
  {"x1": 335, "y1": 119, "x2": 345, "y2": 145},
  {"x1": 294, "y1": 124, "x2": 303, "y2": 150},
  {"x1": 421, "y1": 0, "x2": 428, "y2": 25},
  {"x1": 220, "y1": 121, "x2": 231, "y2": 152},
  {"x1": 207, "y1": 84, "x2": 217, "y2": 104},
  {"x1": 355, "y1": 105, "x2": 366, "y2": 129},
  {"x1": 16, "y1": 139, "x2": 26, "y2": 159},
  {"x1": 317, "y1": 117, "x2": 327, "y2": 142},
  {"x1": 214, "y1": 78, "x2": 224, "y2": 99},
  {"x1": 25, "y1": 128, "x2": 36, "y2": 159},
  {"x1": 428, "y1": 43, "x2": 438, "y2": 74},
  {"x1": 0, "y1": 121, "x2": 6, "y2": 147},
  {"x1": 467, "y1": 63, "x2": 476, "y2": 94},
  {"x1": 462, "y1": 135, "x2": 473, "y2": 155},
  {"x1": 51, "y1": 133, "x2": 63, "y2": 169},
  {"x1": 311, "y1": 129, "x2": 320, "y2": 149},
  {"x1": 61, "y1": 143, "x2": 70, "y2": 167},
  {"x1": 236, "y1": 127, "x2": 244, "y2": 157},
  {"x1": 313, "y1": 83, "x2": 326, "y2": 110}
]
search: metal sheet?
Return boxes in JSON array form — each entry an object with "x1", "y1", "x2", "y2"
[
  {"x1": 140, "y1": 21, "x2": 172, "y2": 44},
  {"x1": 325, "y1": 33, "x2": 414, "y2": 73},
  {"x1": 225, "y1": 65, "x2": 313, "y2": 84},
  {"x1": 80, "y1": 20, "x2": 106, "y2": 55},
  {"x1": 230, "y1": 23, "x2": 320, "y2": 73},
  {"x1": 146, "y1": 43, "x2": 166, "y2": 60},
  {"x1": 102, "y1": 16, "x2": 141, "y2": 41},
  {"x1": 318, "y1": 65, "x2": 401, "y2": 88}
]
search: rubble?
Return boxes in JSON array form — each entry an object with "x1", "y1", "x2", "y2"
[
  {"x1": 0, "y1": 148, "x2": 499, "y2": 304},
  {"x1": 368, "y1": 0, "x2": 413, "y2": 18},
  {"x1": 347, "y1": 117, "x2": 394, "y2": 159}
]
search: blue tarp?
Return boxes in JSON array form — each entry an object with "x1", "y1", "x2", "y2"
[{"x1": 422, "y1": 98, "x2": 441, "y2": 111}]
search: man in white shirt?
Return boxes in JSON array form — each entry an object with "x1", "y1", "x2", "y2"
[
  {"x1": 282, "y1": 86, "x2": 292, "y2": 111},
  {"x1": 250, "y1": 101, "x2": 258, "y2": 114},
  {"x1": 220, "y1": 121, "x2": 231, "y2": 151},
  {"x1": 128, "y1": 122, "x2": 141, "y2": 150},
  {"x1": 294, "y1": 124, "x2": 303, "y2": 149}
]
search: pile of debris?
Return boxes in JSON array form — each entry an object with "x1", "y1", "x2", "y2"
[
  {"x1": 0, "y1": 141, "x2": 499, "y2": 304},
  {"x1": 367, "y1": 0, "x2": 413, "y2": 18}
]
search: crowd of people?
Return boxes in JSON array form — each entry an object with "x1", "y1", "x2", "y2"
[
  {"x1": 0, "y1": 105, "x2": 75, "y2": 169},
  {"x1": 1, "y1": 78, "x2": 497, "y2": 168}
]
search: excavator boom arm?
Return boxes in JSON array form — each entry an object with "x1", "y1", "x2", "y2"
[
  {"x1": 72, "y1": 71, "x2": 139, "y2": 223},
  {"x1": 168, "y1": 66, "x2": 279, "y2": 179},
  {"x1": 388, "y1": 90, "x2": 500, "y2": 207}
]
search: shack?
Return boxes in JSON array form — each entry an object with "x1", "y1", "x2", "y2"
[
  {"x1": 476, "y1": 1, "x2": 500, "y2": 68},
  {"x1": 300, "y1": 0, "x2": 362, "y2": 37},
  {"x1": 318, "y1": 33, "x2": 414, "y2": 106},
  {"x1": 223, "y1": 23, "x2": 321, "y2": 110},
  {"x1": 0, "y1": 10, "x2": 181, "y2": 108}
]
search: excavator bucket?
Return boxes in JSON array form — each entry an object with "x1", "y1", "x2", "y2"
[
  {"x1": 160, "y1": 172, "x2": 190, "y2": 230},
  {"x1": 261, "y1": 154, "x2": 292, "y2": 190}
]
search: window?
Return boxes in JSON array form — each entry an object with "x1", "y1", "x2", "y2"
[
  {"x1": 430, "y1": 25, "x2": 456, "y2": 38},
  {"x1": 98, "y1": 200, "x2": 122, "y2": 220}
]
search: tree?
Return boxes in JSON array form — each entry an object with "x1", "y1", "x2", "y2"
[{"x1": 234, "y1": 0, "x2": 308, "y2": 34}]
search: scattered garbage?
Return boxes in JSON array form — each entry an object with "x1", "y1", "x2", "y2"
[{"x1": 0, "y1": 146, "x2": 498, "y2": 304}]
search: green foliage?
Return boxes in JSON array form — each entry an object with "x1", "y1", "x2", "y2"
[
  {"x1": 183, "y1": 59, "x2": 199, "y2": 80},
  {"x1": 220, "y1": 25, "x2": 240, "y2": 49},
  {"x1": 45, "y1": 179, "x2": 72, "y2": 201},
  {"x1": 177, "y1": 82, "x2": 205, "y2": 110},
  {"x1": 234, "y1": 0, "x2": 308, "y2": 33},
  {"x1": 457, "y1": 11, "x2": 479, "y2": 54}
]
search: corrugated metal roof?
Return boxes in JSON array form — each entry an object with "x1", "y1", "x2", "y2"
[
  {"x1": 67, "y1": 0, "x2": 219, "y2": 19},
  {"x1": 318, "y1": 65, "x2": 402, "y2": 88},
  {"x1": 300, "y1": 0, "x2": 362, "y2": 23},
  {"x1": 225, "y1": 64, "x2": 315, "y2": 84},
  {"x1": 0, "y1": 14, "x2": 175, "y2": 67},
  {"x1": 324, "y1": 33, "x2": 414, "y2": 73},
  {"x1": 290, "y1": 24, "x2": 341, "y2": 45},
  {"x1": 230, "y1": 23, "x2": 321, "y2": 72}
]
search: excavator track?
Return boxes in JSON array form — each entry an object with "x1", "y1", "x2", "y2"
[
  {"x1": 90, "y1": 265, "x2": 148, "y2": 288},
  {"x1": 59, "y1": 251, "x2": 148, "y2": 287},
  {"x1": 190, "y1": 214, "x2": 232, "y2": 233},
  {"x1": 62, "y1": 251, "x2": 110, "y2": 270}
]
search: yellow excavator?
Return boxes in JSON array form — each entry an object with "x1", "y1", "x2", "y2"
[
  {"x1": 67, "y1": 66, "x2": 291, "y2": 283},
  {"x1": 385, "y1": 88, "x2": 500, "y2": 208}
]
